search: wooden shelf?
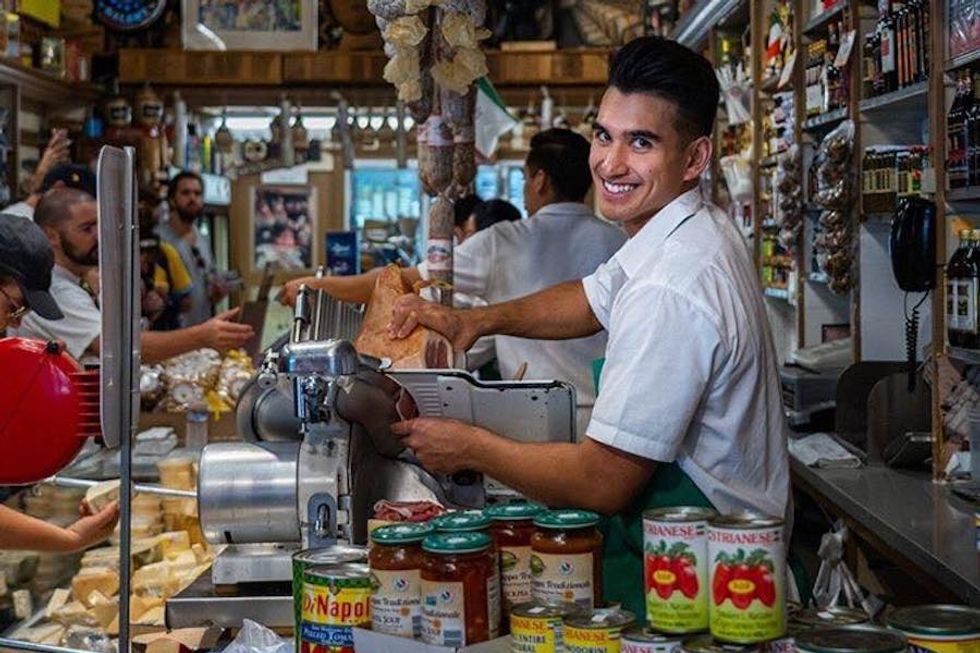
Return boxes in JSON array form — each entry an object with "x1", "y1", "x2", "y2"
[
  {"x1": 119, "y1": 48, "x2": 612, "y2": 89},
  {"x1": 0, "y1": 57, "x2": 101, "y2": 105},
  {"x1": 948, "y1": 347, "x2": 980, "y2": 366},
  {"x1": 859, "y1": 82, "x2": 928, "y2": 113},
  {"x1": 946, "y1": 48, "x2": 980, "y2": 72},
  {"x1": 947, "y1": 187, "x2": 980, "y2": 202},
  {"x1": 672, "y1": 0, "x2": 748, "y2": 46},
  {"x1": 803, "y1": 107, "x2": 848, "y2": 131},
  {"x1": 803, "y1": 1, "x2": 847, "y2": 34}
]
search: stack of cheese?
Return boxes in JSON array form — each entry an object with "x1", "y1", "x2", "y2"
[
  {"x1": 11, "y1": 530, "x2": 213, "y2": 645},
  {"x1": 156, "y1": 456, "x2": 205, "y2": 547}
]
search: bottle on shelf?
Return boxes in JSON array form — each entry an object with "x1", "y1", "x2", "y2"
[
  {"x1": 948, "y1": 229, "x2": 980, "y2": 349},
  {"x1": 949, "y1": 73, "x2": 969, "y2": 190},
  {"x1": 877, "y1": 4, "x2": 897, "y2": 94}
]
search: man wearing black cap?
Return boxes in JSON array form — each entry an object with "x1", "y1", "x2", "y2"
[{"x1": 0, "y1": 213, "x2": 63, "y2": 330}]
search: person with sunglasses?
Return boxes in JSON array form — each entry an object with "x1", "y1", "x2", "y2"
[{"x1": 0, "y1": 212, "x2": 120, "y2": 552}]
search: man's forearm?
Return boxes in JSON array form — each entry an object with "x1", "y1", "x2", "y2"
[
  {"x1": 141, "y1": 326, "x2": 203, "y2": 364},
  {"x1": 462, "y1": 431, "x2": 648, "y2": 514},
  {"x1": 469, "y1": 280, "x2": 602, "y2": 341}
]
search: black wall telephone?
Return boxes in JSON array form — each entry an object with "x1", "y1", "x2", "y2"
[{"x1": 889, "y1": 196, "x2": 936, "y2": 391}]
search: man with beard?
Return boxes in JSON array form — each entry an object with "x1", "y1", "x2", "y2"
[
  {"x1": 157, "y1": 171, "x2": 229, "y2": 327},
  {"x1": 14, "y1": 188, "x2": 254, "y2": 362}
]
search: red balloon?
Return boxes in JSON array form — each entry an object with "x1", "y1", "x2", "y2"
[{"x1": 0, "y1": 337, "x2": 99, "y2": 484}]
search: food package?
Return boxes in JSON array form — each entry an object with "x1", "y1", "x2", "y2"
[
  {"x1": 158, "y1": 349, "x2": 222, "y2": 412},
  {"x1": 84, "y1": 480, "x2": 120, "y2": 513},
  {"x1": 813, "y1": 120, "x2": 856, "y2": 295},
  {"x1": 353, "y1": 265, "x2": 453, "y2": 369}
]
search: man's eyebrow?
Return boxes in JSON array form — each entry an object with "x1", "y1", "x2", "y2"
[{"x1": 626, "y1": 129, "x2": 661, "y2": 142}]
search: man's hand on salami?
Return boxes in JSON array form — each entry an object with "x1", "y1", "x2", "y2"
[
  {"x1": 387, "y1": 293, "x2": 479, "y2": 351},
  {"x1": 390, "y1": 417, "x2": 485, "y2": 475}
]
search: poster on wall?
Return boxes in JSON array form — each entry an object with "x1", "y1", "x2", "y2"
[
  {"x1": 252, "y1": 185, "x2": 316, "y2": 272},
  {"x1": 182, "y1": 0, "x2": 318, "y2": 50}
]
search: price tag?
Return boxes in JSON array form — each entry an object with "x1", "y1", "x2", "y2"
[
  {"x1": 834, "y1": 30, "x2": 857, "y2": 68},
  {"x1": 778, "y1": 49, "x2": 797, "y2": 88}
]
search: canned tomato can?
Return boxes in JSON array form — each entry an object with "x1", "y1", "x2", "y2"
[
  {"x1": 679, "y1": 634, "x2": 760, "y2": 653},
  {"x1": 760, "y1": 607, "x2": 869, "y2": 653},
  {"x1": 886, "y1": 605, "x2": 980, "y2": 653},
  {"x1": 563, "y1": 607, "x2": 636, "y2": 653},
  {"x1": 795, "y1": 625, "x2": 908, "y2": 653},
  {"x1": 643, "y1": 506, "x2": 716, "y2": 633},
  {"x1": 621, "y1": 626, "x2": 686, "y2": 653},
  {"x1": 509, "y1": 600, "x2": 581, "y2": 653},
  {"x1": 291, "y1": 546, "x2": 368, "y2": 650},
  {"x1": 707, "y1": 512, "x2": 785, "y2": 643},
  {"x1": 299, "y1": 563, "x2": 373, "y2": 653}
]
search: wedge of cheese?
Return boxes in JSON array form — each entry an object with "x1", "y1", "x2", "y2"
[
  {"x1": 84, "y1": 480, "x2": 121, "y2": 512},
  {"x1": 71, "y1": 567, "x2": 120, "y2": 605},
  {"x1": 45, "y1": 588, "x2": 71, "y2": 619},
  {"x1": 155, "y1": 531, "x2": 191, "y2": 556},
  {"x1": 49, "y1": 601, "x2": 98, "y2": 627}
]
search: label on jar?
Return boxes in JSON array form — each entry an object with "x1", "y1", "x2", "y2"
[
  {"x1": 488, "y1": 563, "x2": 501, "y2": 638},
  {"x1": 644, "y1": 518, "x2": 710, "y2": 632},
  {"x1": 299, "y1": 580, "x2": 371, "y2": 651},
  {"x1": 421, "y1": 580, "x2": 466, "y2": 646},
  {"x1": 949, "y1": 279, "x2": 978, "y2": 333},
  {"x1": 901, "y1": 635, "x2": 980, "y2": 653},
  {"x1": 530, "y1": 552, "x2": 594, "y2": 610},
  {"x1": 622, "y1": 637, "x2": 682, "y2": 653},
  {"x1": 510, "y1": 614, "x2": 563, "y2": 653},
  {"x1": 501, "y1": 545, "x2": 533, "y2": 607},
  {"x1": 370, "y1": 569, "x2": 421, "y2": 638},
  {"x1": 707, "y1": 525, "x2": 786, "y2": 643},
  {"x1": 564, "y1": 626, "x2": 621, "y2": 653}
]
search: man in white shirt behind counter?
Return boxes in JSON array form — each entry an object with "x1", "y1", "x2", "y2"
[{"x1": 279, "y1": 129, "x2": 626, "y2": 437}]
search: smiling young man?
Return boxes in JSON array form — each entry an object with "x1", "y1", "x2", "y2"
[{"x1": 386, "y1": 37, "x2": 790, "y2": 614}]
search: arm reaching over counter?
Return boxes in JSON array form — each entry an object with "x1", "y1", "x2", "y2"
[
  {"x1": 0, "y1": 501, "x2": 119, "y2": 553},
  {"x1": 387, "y1": 279, "x2": 603, "y2": 350},
  {"x1": 391, "y1": 418, "x2": 655, "y2": 515}
]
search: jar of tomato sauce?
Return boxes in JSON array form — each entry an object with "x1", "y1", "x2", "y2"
[
  {"x1": 421, "y1": 532, "x2": 497, "y2": 647},
  {"x1": 485, "y1": 501, "x2": 543, "y2": 618},
  {"x1": 431, "y1": 510, "x2": 500, "y2": 636},
  {"x1": 530, "y1": 509, "x2": 603, "y2": 610},
  {"x1": 369, "y1": 522, "x2": 433, "y2": 639}
]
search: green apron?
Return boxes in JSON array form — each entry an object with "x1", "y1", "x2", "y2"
[{"x1": 589, "y1": 360, "x2": 809, "y2": 618}]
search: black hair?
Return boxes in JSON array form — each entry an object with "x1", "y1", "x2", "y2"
[
  {"x1": 472, "y1": 199, "x2": 521, "y2": 231},
  {"x1": 526, "y1": 128, "x2": 591, "y2": 203},
  {"x1": 35, "y1": 187, "x2": 96, "y2": 228},
  {"x1": 167, "y1": 170, "x2": 204, "y2": 200},
  {"x1": 453, "y1": 194, "x2": 484, "y2": 228},
  {"x1": 608, "y1": 36, "x2": 720, "y2": 141}
]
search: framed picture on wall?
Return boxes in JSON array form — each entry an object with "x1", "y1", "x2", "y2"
[
  {"x1": 252, "y1": 185, "x2": 317, "y2": 273},
  {"x1": 182, "y1": 0, "x2": 318, "y2": 51}
]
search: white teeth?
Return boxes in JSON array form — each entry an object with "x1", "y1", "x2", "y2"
[{"x1": 603, "y1": 180, "x2": 636, "y2": 195}]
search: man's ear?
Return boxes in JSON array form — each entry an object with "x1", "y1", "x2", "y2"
[
  {"x1": 41, "y1": 225, "x2": 59, "y2": 249},
  {"x1": 683, "y1": 136, "x2": 713, "y2": 183}
]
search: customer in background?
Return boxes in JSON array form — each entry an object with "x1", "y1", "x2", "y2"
[
  {"x1": 139, "y1": 194, "x2": 193, "y2": 331},
  {"x1": 281, "y1": 129, "x2": 626, "y2": 436},
  {"x1": 12, "y1": 188, "x2": 254, "y2": 362},
  {"x1": 0, "y1": 212, "x2": 119, "y2": 552},
  {"x1": 456, "y1": 199, "x2": 521, "y2": 244},
  {"x1": 157, "y1": 171, "x2": 230, "y2": 327},
  {"x1": 4, "y1": 129, "x2": 72, "y2": 220}
]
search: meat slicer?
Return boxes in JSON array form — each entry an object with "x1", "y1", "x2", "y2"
[{"x1": 196, "y1": 286, "x2": 577, "y2": 585}]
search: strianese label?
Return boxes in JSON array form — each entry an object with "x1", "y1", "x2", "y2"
[
  {"x1": 510, "y1": 614, "x2": 563, "y2": 653},
  {"x1": 501, "y1": 545, "x2": 533, "y2": 609},
  {"x1": 564, "y1": 626, "x2": 622, "y2": 653},
  {"x1": 530, "y1": 552, "x2": 595, "y2": 610},
  {"x1": 421, "y1": 580, "x2": 466, "y2": 646},
  {"x1": 644, "y1": 518, "x2": 710, "y2": 633},
  {"x1": 426, "y1": 238, "x2": 452, "y2": 271},
  {"x1": 370, "y1": 569, "x2": 421, "y2": 638},
  {"x1": 707, "y1": 525, "x2": 786, "y2": 643},
  {"x1": 299, "y1": 580, "x2": 371, "y2": 652}
]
